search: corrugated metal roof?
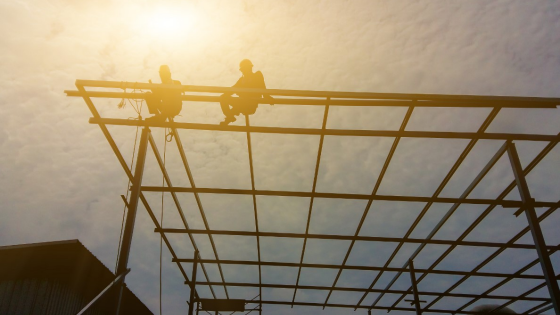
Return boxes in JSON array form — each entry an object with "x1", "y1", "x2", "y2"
[{"x1": 0, "y1": 239, "x2": 153, "y2": 315}]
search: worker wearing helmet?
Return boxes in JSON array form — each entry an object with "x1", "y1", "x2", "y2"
[
  {"x1": 145, "y1": 65, "x2": 183, "y2": 122},
  {"x1": 219, "y1": 59, "x2": 274, "y2": 125}
]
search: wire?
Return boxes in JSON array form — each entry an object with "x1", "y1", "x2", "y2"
[
  {"x1": 117, "y1": 83, "x2": 145, "y2": 119},
  {"x1": 166, "y1": 129, "x2": 175, "y2": 142},
  {"x1": 166, "y1": 118, "x2": 175, "y2": 142},
  {"x1": 160, "y1": 128, "x2": 168, "y2": 315}
]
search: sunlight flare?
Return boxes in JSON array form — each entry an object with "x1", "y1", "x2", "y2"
[{"x1": 137, "y1": 6, "x2": 197, "y2": 40}]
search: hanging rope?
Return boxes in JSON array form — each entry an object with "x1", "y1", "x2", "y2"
[
  {"x1": 166, "y1": 129, "x2": 175, "y2": 142},
  {"x1": 160, "y1": 128, "x2": 168, "y2": 315},
  {"x1": 114, "y1": 90, "x2": 144, "y2": 273},
  {"x1": 117, "y1": 82, "x2": 145, "y2": 119},
  {"x1": 166, "y1": 118, "x2": 175, "y2": 142}
]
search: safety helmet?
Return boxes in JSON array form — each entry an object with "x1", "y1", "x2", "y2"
[
  {"x1": 239, "y1": 59, "x2": 253, "y2": 68},
  {"x1": 159, "y1": 65, "x2": 171, "y2": 73}
]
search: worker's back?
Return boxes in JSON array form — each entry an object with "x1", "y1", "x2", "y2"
[
  {"x1": 235, "y1": 71, "x2": 265, "y2": 99},
  {"x1": 158, "y1": 79, "x2": 182, "y2": 117}
]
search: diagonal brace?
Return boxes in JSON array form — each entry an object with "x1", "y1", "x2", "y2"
[
  {"x1": 77, "y1": 269, "x2": 131, "y2": 315},
  {"x1": 506, "y1": 142, "x2": 560, "y2": 315}
]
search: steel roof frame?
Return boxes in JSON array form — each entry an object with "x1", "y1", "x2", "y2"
[{"x1": 66, "y1": 80, "x2": 560, "y2": 315}]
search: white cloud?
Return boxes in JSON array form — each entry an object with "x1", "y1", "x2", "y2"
[{"x1": 1, "y1": 0, "x2": 559, "y2": 314}]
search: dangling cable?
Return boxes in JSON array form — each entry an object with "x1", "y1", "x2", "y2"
[
  {"x1": 117, "y1": 83, "x2": 145, "y2": 120},
  {"x1": 160, "y1": 128, "x2": 168, "y2": 315},
  {"x1": 166, "y1": 118, "x2": 175, "y2": 142},
  {"x1": 166, "y1": 129, "x2": 175, "y2": 142}
]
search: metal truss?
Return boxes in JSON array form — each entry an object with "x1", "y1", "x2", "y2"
[{"x1": 66, "y1": 80, "x2": 560, "y2": 315}]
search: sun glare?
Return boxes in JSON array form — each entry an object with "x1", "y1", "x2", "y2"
[
  {"x1": 151, "y1": 9, "x2": 182, "y2": 33},
  {"x1": 137, "y1": 6, "x2": 197, "y2": 40}
]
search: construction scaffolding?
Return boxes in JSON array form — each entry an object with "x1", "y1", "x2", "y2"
[{"x1": 65, "y1": 80, "x2": 560, "y2": 315}]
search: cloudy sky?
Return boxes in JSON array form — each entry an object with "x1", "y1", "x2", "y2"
[{"x1": 1, "y1": 0, "x2": 560, "y2": 314}]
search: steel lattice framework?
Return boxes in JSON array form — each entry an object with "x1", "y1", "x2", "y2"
[{"x1": 65, "y1": 80, "x2": 560, "y2": 315}]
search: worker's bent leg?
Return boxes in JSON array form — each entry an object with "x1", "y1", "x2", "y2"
[
  {"x1": 219, "y1": 94, "x2": 238, "y2": 125},
  {"x1": 220, "y1": 94, "x2": 234, "y2": 118},
  {"x1": 145, "y1": 92, "x2": 161, "y2": 115}
]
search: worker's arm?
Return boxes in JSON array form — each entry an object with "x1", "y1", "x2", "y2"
[
  {"x1": 223, "y1": 77, "x2": 243, "y2": 97},
  {"x1": 256, "y1": 71, "x2": 274, "y2": 105},
  {"x1": 173, "y1": 80, "x2": 184, "y2": 95},
  {"x1": 148, "y1": 79, "x2": 163, "y2": 99}
]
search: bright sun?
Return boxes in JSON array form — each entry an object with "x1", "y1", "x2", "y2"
[
  {"x1": 137, "y1": 6, "x2": 197, "y2": 39},
  {"x1": 151, "y1": 9, "x2": 184, "y2": 33}
]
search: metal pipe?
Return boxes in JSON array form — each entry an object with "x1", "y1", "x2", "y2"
[
  {"x1": 172, "y1": 258, "x2": 550, "y2": 279},
  {"x1": 188, "y1": 250, "x2": 199, "y2": 315},
  {"x1": 115, "y1": 127, "x2": 150, "y2": 315},
  {"x1": 141, "y1": 186, "x2": 558, "y2": 208},
  {"x1": 353, "y1": 107, "x2": 501, "y2": 310},
  {"x1": 71, "y1": 79, "x2": 560, "y2": 105},
  {"x1": 529, "y1": 303, "x2": 554, "y2": 315},
  {"x1": 147, "y1": 132, "x2": 214, "y2": 299},
  {"x1": 64, "y1": 90, "x2": 560, "y2": 108},
  {"x1": 178, "y1": 298, "x2": 536, "y2": 314},
  {"x1": 292, "y1": 98, "x2": 330, "y2": 307},
  {"x1": 187, "y1": 281, "x2": 551, "y2": 302},
  {"x1": 408, "y1": 260, "x2": 422, "y2": 315},
  {"x1": 424, "y1": 205, "x2": 559, "y2": 313},
  {"x1": 90, "y1": 117, "x2": 560, "y2": 142},
  {"x1": 244, "y1": 115, "x2": 263, "y2": 314},
  {"x1": 171, "y1": 128, "x2": 229, "y2": 298},
  {"x1": 507, "y1": 142, "x2": 560, "y2": 315},
  {"x1": 76, "y1": 269, "x2": 130, "y2": 315},
  {"x1": 75, "y1": 82, "x2": 194, "y2": 296},
  {"x1": 154, "y1": 228, "x2": 557, "y2": 250},
  {"x1": 392, "y1": 140, "x2": 559, "y2": 312},
  {"x1": 325, "y1": 105, "x2": 414, "y2": 309},
  {"x1": 371, "y1": 140, "x2": 510, "y2": 308}
]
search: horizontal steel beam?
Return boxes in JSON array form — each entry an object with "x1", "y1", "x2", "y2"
[
  {"x1": 530, "y1": 304, "x2": 555, "y2": 315},
  {"x1": 172, "y1": 258, "x2": 549, "y2": 279},
  {"x1": 155, "y1": 228, "x2": 558, "y2": 250},
  {"x1": 193, "y1": 298, "x2": 541, "y2": 315},
  {"x1": 142, "y1": 186, "x2": 559, "y2": 208},
  {"x1": 65, "y1": 90, "x2": 559, "y2": 108},
  {"x1": 91, "y1": 118, "x2": 560, "y2": 142},
  {"x1": 189, "y1": 281, "x2": 550, "y2": 303},
  {"x1": 72, "y1": 79, "x2": 560, "y2": 106}
]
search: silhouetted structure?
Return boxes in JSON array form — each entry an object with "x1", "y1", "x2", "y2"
[
  {"x1": 145, "y1": 65, "x2": 183, "y2": 122},
  {"x1": 0, "y1": 240, "x2": 153, "y2": 315},
  {"x1": 65, "y1": 80, "x2": 560, "y2": 315},
  {"x1": 219, "y1": 59, "x2": 274, "y2": 125}
]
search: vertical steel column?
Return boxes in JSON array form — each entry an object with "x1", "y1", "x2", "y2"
[
  {"x1": 115, "y1": 126, "x2": 150, "y2": 315},
  {"x1": 408, "y1": 260, "x2": 422, "y2": 315},
  {"x1": 189, "y1": 250, "x2": 199, "y2": 315},
  {"x1": 507, "y1": 142, "x2": 560, "y2": 315}
]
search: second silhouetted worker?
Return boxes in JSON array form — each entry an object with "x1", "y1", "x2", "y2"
[
  {"x1": 220, "y1": 59, "x2": 274, "y2": 125},
  {"x1": 145, "y1": 65, "x2": 183, "y2": 122}
]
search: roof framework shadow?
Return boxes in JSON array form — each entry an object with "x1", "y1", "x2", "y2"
[{"x1": 65, "y1": 80, "x2": 560, "y2": 315}]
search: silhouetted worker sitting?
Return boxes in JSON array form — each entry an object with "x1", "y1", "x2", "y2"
[
  {"x1": 219, "y1": 59, "x2": 274, "y2": 125},
  {"x1": 145, "y1": 65, "x2": 183, "y2": 122}
]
